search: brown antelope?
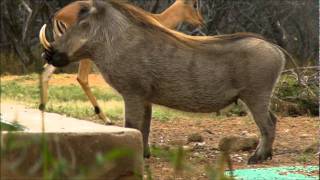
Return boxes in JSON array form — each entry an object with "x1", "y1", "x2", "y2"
[
  {"x1": 40, "y1": 0, "x2": 204, "y2": 124},
  {"x1": 39, "y1": 0, "x2": 286, "y2": 164},
  {"x1": 153, "y1": 0, "x2": 203, "y2": 29}
]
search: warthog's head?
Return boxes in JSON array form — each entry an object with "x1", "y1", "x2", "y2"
[
  {"x1": 39, "y1": 0, "x2": 106, "y2": 67},
  {"x1": 39, "y1": 24, "x2": 89, "y2": 67},
  {"x1": 39, "y1": 0, "x2": 205, "y2": 67}
]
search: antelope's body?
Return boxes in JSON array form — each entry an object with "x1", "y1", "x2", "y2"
[
  {"x1": 40, "y1": 0, "x2": 285, "y2": 164},
  {"x1": 153, "y1": 0, "x2": 203, "y2": 29},
  {"x1": 40, "y1": 0, "x2": 204, "y2": 124}
]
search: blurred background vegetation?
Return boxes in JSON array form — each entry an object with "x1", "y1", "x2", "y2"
[
  {"x1": 0, "y1": 0, "x2": 319, "y2": 116},
  {"x1": 0, "y1": 0, "x2": 318, "y2": 74}
]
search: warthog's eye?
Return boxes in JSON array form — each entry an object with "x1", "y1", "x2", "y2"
[{"x1": 78, "y1": 6, "x2": 90, "y2": 21}]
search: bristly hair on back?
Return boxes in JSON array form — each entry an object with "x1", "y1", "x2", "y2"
[{"x1": 108, "y1": 0, "x2": 267, "y2": 46}]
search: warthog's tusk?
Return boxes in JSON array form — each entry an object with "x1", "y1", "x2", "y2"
[{"x1": 39, "y1": 24, "x2": 51, "y2": 50}]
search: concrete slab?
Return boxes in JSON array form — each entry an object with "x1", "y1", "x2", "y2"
[
  {"x1": 1, "y1": 103, "x2": 143, "y2": 179},
  {"x1": 1, "y1": 103, "x2": 128, "y2": 133}
]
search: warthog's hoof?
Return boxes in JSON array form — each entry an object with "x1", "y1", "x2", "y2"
[
  {"x1": 38, "y1": 104, "x2": 45, "y2": 111},
  {"x1": 248, "y1": 151, "x2": 272, "y2": 164}
]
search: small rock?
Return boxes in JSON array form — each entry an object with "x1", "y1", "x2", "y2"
[
  {"x1": 182, "y1": 145, "x2": 192, "y2": 151},
  {"x1": 204, "y1": 129, "x2": 214, "y2": 134},
  {"x1": 193, "y1": 152, "x2": 201, "y2": 157},
  {"x1": 300, "y1": 134, "x2": 311, "y2": 138},
  {"x1": 218, "y1": 136, "x2": 259, "y2": 152},
  {"x1": 195, "y1": 142, "x2": 206, "y2": 146},
  {"x1": 162, "y1": 168, "x2": 170, "y2": 172},
  {"x1": 241, "y1": 131, "x2": 258, "y2": 138},
  {"x1": 240, "y1": 131, "x2": 249, "y2": 136},
  {"x1": 236, "y1": 156, "x2": 244, "y2": 162},
  {"x1": 304, "y1": 142, "x2": 319, "y2": 154},
  {"x1": 240, "y1": 131, "x2": 258, "y2": 138},
  {"x1": 209, "y1": 147, "x2": 219, "y2": 151},
  {"x1": 187, "y1": 133, "x2": 204, "y2": 143}
]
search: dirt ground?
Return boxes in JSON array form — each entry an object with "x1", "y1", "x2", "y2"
[
  {"x1": 2, "y1": 74, "x2": 319, "y2": 179},
  {"x1": 144, "y1": 117, "x2": 319, "y2": 179}
]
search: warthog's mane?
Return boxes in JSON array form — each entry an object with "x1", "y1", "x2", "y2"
[{"x1": 109, "y1": 0, "x2": 267, "y2": 47}]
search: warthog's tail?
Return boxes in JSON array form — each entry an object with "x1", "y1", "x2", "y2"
[{"x1": 271, "y1": 44, "x2": 301, "y2": 83}]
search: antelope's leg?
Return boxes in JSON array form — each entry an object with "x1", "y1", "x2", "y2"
[
  {"x1": 39, "y1": 64, "x2": 56, "y2": 111},
  {"x1": 77, "y1": 59, "x2": 112, "y2": 125}
]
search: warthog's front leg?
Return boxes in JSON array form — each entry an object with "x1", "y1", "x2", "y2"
[
  {"x1": 77, "y1": 59, "x2": 112, "y2": 125},
  {"x1": 39, "y1": 64, "x2": 56, "y2": 111},
  {"x1": 123, "y1": 95, "x2": 152, "y2": 158}
]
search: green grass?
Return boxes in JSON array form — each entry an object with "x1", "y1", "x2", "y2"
[
  {"x1": 1, "y1": 81, "x2": 39, "y2": 102},
  {"x1": 0, "y1": 81, "x2": 121, "y2": 103},
  {"x1": 1, "y1": 79, "x2": 222, "y2": 121},
  {"x1": 0, "y1": 80, "x2": 123, "y2": 120},
  {"x1": 15, "y1": 73, "x2": 39, "y2": 81},
  {"x1": 296, "y1": 153, "x2": 314, "y2": 163}
]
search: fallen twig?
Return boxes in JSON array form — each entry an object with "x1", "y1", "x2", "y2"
[{"x1": 282, "y1": 66, "x2": 320, "y2": 73}]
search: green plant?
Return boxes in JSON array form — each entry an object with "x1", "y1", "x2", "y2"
[
  {"x1": 272, "y1": 73, "x2": 319, "y2": 116},
  {"x1": 152, "y1": 107, "x2": 177, "y2": 122},
  {"x1": 296, "y1": 153, "x2": 314, "y2": 163}
]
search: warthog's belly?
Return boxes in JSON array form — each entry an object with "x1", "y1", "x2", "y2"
[
  {"x1": 150, "y1": 88, "x2": 240, "y2": 113},
  {"x1": 152, "y1": 99, "x2": 235, "y2": 113}
]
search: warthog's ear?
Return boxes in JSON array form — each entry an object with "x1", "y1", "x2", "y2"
[
  {"x1": 90, "y1": 0, "x2": 107, "y2": 15},
  {"x1": 78, "y1": 5, "x2": 90, "y2": 21}
]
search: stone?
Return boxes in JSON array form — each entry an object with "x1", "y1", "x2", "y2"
[
  {"x1": 218, "y1": 136, "x2": 259, "y2": 152},
  {"x1": 187, "y1": 133, "x2": 204, "y2": 143},
  {"x1": 1, "y1": 103, "x2": 143, "y2": 180},
  {"x1": 304, "y1": 142, "x2": 319, "y2": 154}
]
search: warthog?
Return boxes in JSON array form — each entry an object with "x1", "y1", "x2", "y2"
[
  {"x1": 40, "y1": 0, "x2": 204, "y2": 125},
  {"x1": 39, "y1": 0, "x2": 286, "y2": 164}
]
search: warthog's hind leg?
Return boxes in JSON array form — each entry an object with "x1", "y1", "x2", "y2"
[
  {"x1": 77, "y1": 59, "x2": 112, "y2": 125},
  {"x1": 39, "y1": 64, "x2": 56, "y2": 111},
  {"x1": 241, "y1": 96, "x2": 276, "y2": 164},
  {"x1": 124, "y1": 96, "x2": 152, "y2": 158}
]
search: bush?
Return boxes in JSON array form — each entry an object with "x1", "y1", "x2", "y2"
[{"x1": 272, "y1": 71, "x2": 319, "y2": 116}]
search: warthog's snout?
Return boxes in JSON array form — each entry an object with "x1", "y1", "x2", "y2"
[
  {"x1": 42, "y1": 50, "x2": 70, "y2": 67},
  {"x1": 39, "y1": 24, "x2": 70, "y2": 67}
]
